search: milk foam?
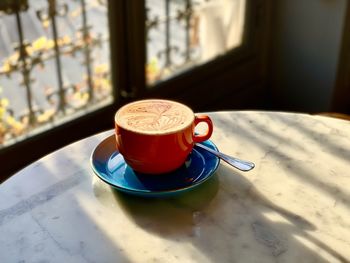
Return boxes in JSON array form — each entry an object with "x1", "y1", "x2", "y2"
[{"x1": 115, "y1": 100, "x2": 194, "y2": 134}]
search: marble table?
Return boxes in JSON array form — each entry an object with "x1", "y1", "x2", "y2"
[{"x1": 0, "y1": 111, "x2": 349, "y2": 263}]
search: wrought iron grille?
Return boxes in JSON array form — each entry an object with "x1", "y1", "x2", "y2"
[
  {"x1": 0, "y1": 0, "x2": 111, "y2": 147},
  {"x1": 145, "y1": 0, "x2": 246, "y2": 85}
]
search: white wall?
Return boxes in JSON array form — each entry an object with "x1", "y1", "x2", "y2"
[{"x1": 270, "y1": 0, "x2": 347, "y2": 112}]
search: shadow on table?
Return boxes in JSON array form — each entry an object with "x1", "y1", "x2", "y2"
[
  {"x1": 92, "y1": 164, "x2": 348, "y2": 262},
  {"x1": 244, "y1": 113, "x2": 350, "y2": 210},
  {"x1": 93, "y1": 172, "x2": 220, "y2": 237},
  {"x1": 216, "y1": 113, "x2": 350, "y2": 211}
]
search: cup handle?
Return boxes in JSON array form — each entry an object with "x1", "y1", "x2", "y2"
[{"x1": 193, "y1": 115, "x2": 213, "y2": 143}]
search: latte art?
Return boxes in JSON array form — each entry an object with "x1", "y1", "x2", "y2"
[{"x1": 115, "y1": 100, "x2": 194, "y2": 134}]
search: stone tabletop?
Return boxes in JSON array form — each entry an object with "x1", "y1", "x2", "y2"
[{"x1": 0, "y1": 111, "x2": 349, "y2": 263}]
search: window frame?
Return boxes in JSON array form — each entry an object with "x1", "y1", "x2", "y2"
[{"x1": 332, "y1": 2, "x2": 350, "y2": 114}]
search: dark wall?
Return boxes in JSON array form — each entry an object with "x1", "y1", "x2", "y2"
[{"x1": 268, "y1": 0, "x2": 347, "y2": 113}]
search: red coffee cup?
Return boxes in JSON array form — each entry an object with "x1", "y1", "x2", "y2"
[{"x1": 114, "y1": 99, "x2": 213, "y2": 174}]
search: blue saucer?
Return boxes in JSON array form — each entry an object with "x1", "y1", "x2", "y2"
[{"x1": 90, "y1": 135, "x2": 220, "y2": 197}]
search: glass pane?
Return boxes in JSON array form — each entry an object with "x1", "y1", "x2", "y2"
[
  {"x1": 0, "y1": 0, "x2": 112, "y2": 148},
  {"x1": 145, "y1": 0, "x2": 246, "y2": 86}
]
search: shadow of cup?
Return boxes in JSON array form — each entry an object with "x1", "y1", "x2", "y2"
[{"x1": 93, "y1": 174, "x2": 220, "y2": 239}]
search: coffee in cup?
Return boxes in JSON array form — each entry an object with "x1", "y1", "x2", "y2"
[{"x1": 114, "y1": 99, "x2": 213, "y2": 174}]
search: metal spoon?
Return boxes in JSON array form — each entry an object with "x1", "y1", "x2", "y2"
[{"x1": 195, "y1": 143, "x2": 255, "y2": 172}]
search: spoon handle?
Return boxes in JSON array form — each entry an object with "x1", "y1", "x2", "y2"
[{"x1": 195, "y1": 143, "x2": 255, "y2": 172}]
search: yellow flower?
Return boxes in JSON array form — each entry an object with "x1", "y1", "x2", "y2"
[
  {"x1": 94, "y1": 64, "x2": 108, "y2": 74},
  {"x1": 146, "y1": 57, "x2": 161, "y2": 83},
  {"x1": 93, "y1": 77, "x2": 110, "y2": 90},
  {"x1": 81, "y1": 92, "x2": 89, "y2": 102},
  {"x1": 59, "y1": 35, "x2": 71, "y2": 46},
  {"x1": 0, "y1": 107, "x2": 5, "y2": 118},
  {"x1": 26, "y1": 45, "x2": 34, "y2": 56},
  {"x1": 43, "y1": 20, "x2": 50, "y2": 28},
  {"x1": 146, "y1": 57, "x2": 160, "y2": 75},
  {"x1": 47, "y1": 39, "x2": 55, "y2": 50},
  {"x1": 6, "y1": 115, "x2": 16, "y2": 126},
  {"x1": 0, "y1": 98, "x2": 9, "y2": 108},
  {"x1": 6, "y1": 116, "x2": 24, "y2": 134},
  {"x1": 1, "y1": 62, "x2": 11, "y2": 73},
  {"x1": 32, "y1": 36, "x2": 48, "y2": 51},
  {"x1": 70, "y1": 7, "x2": 82, "y2": 18},
  {"x1": 8, "y1": 52, "x2": 19, "y2": 63},
  {"x1": 100, "y1": 78, "x2": 110, "y2": 88},
  {"x1": 72, "y1": 91, "x2": 89, "y2": 102},
  {"x1": 37, "y1": 109, "x2": 55, "y2": 123}
]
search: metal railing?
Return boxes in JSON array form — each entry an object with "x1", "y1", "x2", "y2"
[
  {"x1": 145, "y1": 0, "x2": 245, "y2": 85},
  {"x1": 0, "y1": 0, "x2": 111, "y2": 146},
  {"x1": 146, "y1": 0, "x2": 202, "y2": 85}
]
